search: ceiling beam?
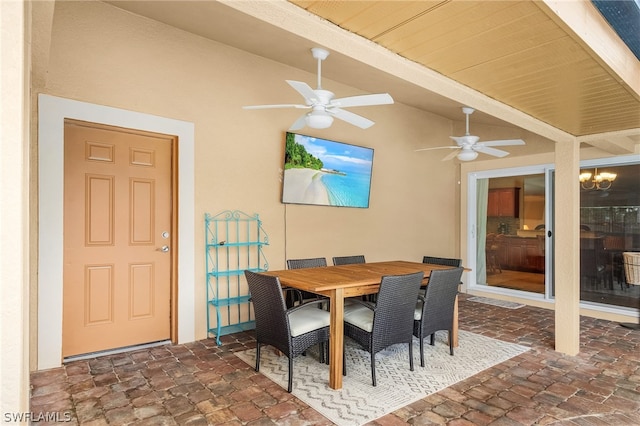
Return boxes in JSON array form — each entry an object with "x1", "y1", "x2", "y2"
[{"x1": 578, "y1": 128, "x2": 640, "y2": 155}]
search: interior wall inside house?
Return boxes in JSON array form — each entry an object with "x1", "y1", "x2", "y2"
[{"x1": 34, "y1": 0, "x2": 461, "y2": 348}]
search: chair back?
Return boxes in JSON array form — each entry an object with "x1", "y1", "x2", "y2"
[
  {"x1": 418, "y1": 267, "x2": 463, "y2": 331},
  {"x1": 371, "y1": 271, "x2": 424, "y2": 353},
  {"x1": 244, "y1": 270, "x2": 290, "y2": 354},
  {"x1": 286, "y1": 258, "x2": 327, "y2": 303},
  {"x1": 287, "y1": 257, "x2": 327, "y2": 269},
  {"x1": 422, "y1": 256, "x2": 461, "y2": 267},
  {"x1": 333, "y1": 255, "x2": 366, "y2": 266}
]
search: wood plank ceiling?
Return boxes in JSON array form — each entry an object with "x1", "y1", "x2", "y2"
[{"x1": 289, "y1": 0, "x2": 640, "y2": 138}]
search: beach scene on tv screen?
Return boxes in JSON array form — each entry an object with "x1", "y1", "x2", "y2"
[{"x1": 282, "y1": 133, "x2": 374, "y2": 208}]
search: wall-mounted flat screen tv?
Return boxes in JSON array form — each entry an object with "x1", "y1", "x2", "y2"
[{"x1": 282, "y1": 132, "x2": 374, "y2": 208}]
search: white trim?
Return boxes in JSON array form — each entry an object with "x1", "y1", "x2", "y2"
[
  {"x1": 466, "y1": 174, "x2": 478, "y2": 283},
  {"x1": 37, "y1": 94, "x2": 195, "y2": 369},
  {"x1": 580, "y1": 154, "x2": 640, "y2": 168},
  {"x1": 468, "y1": 164, "x2": 551, "y2": 180},
  {"x1": 544, "y1": 169, "x2": 554, "y2": 300}
]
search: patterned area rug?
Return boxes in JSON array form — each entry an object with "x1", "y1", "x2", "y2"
[
  {"x1": 235, "y1": 330, "x2": 529, "y2": 426},
  {"x1": 467, "y1": 296, "x2": 526, "y2": 309}
]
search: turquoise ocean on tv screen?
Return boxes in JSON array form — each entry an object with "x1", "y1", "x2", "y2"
[{"x1": 322, "y1": 170, "x2": 371, "y2": 208}]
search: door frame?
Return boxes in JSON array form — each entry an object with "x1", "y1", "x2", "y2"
[{"x1": 38, "y1": 94, "x2": 195, "y2": 369}]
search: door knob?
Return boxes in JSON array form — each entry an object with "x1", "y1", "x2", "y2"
[{"x1": 160, "y1": 245, "x2": 170, "y2": 252}]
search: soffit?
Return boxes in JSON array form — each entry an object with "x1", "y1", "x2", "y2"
[{"x1": 289, "y1": 0, "x2": 640, "y2": 137}]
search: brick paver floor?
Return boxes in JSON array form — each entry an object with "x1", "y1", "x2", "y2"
[{"x1": 30, "y1": 294, "x2": 640, "y2": 425}]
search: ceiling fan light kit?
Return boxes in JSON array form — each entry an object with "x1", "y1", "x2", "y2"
[
  {"x1": 457, "y1": 149, "x2": 479, "y2": 161},
  {"x1": 305, "y1": 111, "x2": 333, "y2": 129},
  {"x1": 243, "y1": 47, "x2": 393, "y2": 130},
  {"x1": 415, "y1": 107, "x2": 525, "y2": 162}
]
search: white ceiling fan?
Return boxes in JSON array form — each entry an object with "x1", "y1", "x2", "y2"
[
  {"x1": 416, "y1": 107, "x2": 525, "y2": 161},
  {"x1": 242, "y1": 47, "x2": 394, "y2": 130}
]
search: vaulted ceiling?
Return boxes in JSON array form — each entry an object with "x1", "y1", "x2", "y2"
[{"x1": 106, "y1": 0, "x2": 640, "y2": 153}]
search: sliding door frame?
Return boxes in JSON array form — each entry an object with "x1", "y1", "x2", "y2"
[{"x1": 466, "y1": 164, "x2": 555, "y2": 301}]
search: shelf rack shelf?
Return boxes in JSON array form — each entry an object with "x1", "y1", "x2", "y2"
[{"x1": 205, "y1": 210, "x2": 268, "y2": 344}]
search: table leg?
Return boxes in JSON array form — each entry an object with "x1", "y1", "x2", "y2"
[{"x1": 328, "y1": 288, "x2": 344, "y2": 389}]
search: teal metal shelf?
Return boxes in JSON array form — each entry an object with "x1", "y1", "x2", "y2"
[
  {"x1": 208, "y1": 295, "x2": 252, "y2": 307},
  {"x1": 206, "y1": 266, "x2": 265, "y2": 278},
  {"x1": 207, "y1": 241, "x2": 265, "y2": 248},
  {"x1": 205, "y1": 210, "x2": 268, "y2": 345}
]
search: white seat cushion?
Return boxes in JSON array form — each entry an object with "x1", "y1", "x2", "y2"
[
  {"x1": 344, "y1": 304, "x2": 373, "y2": 332},
  {"x1": 289, "y1": 306, "x2": 330, "y2": 337},
  {"x1": 344, "y1": 302, "x2": 370, "y2": 318}
]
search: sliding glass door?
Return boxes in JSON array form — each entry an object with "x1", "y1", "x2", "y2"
[{"x1": 469, "y1": 166, "x2": 554, "y2": 299}]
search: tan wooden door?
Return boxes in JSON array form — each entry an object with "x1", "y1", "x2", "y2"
[{"x1": 63, "y1": 119, "x2": 174, "y2": 357}]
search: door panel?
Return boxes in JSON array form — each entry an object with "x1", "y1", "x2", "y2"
[
  {"x1": 63, "y1": 120, "x2": 173, "y2": 357},
  {"x1": 86, "y1": 264, "x2": 114, "y2": 325}
]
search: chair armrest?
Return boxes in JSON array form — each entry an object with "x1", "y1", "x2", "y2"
[
  {"x1": 286, "y1": 298, "x2": 327, "y2": 314},
  {"x1": 282, "y1": 287, "x2": 304, "y2": 305}
]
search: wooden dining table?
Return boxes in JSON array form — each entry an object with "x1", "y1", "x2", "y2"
[{"x1": 262, "y1": 260, "x2": 465, "y2": 390}]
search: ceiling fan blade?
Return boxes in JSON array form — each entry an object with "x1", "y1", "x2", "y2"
[
  {"x1": 289, "y1": 114, "x2": 308, "y2": 131},
  {"x1": 331, "y1": 93, "x2": 394, "y2": 108},
  {"x1": 480, "y1": 139, "x2": 525, "y2": 147},
  {"x1": 329, "y1": 108, "x2": 374, "y2": 129},
  {"x1": 415, "y1": 146, "x2": 460, "y2": 152},
  {"x1": 474, "y1": 145, "x2": 510, "y2": 157},
  {"x1": 286, "y1": 80, "x2": 318, "y2": 103},
  {"x1": 442, "y1": 150, "x2": 461, "y2": 161},
  {"x1": 242, "y1": 104, "x2": 309, "y2": 110}
]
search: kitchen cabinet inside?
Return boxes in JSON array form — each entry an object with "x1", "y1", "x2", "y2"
[
  {"x1": 490, "y1": 236, "x2": 544, "y2": 273},
  {"x1": 488, "y1": 188, "x2": 520, "y2": 217}
]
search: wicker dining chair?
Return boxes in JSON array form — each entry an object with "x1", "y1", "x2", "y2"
[
  {"x1": 333, "y1": 255, "x2": 371, "y2": 301},
  {"x1": 332, "y1": 255, "x2": 366, "y2": 265},
  {"x1": 287, "y1": 257, "x2": 328, "y2": 269},
  {"x1": 421, "y1": 255, "x2": 463, "y2": 289},
  {"x1": 343, "y1": 271, "x2": 424, "y2": 386},
  {"x1": 413, "y1": 267, "x2": 464, "y2": 366},
  {"x1": 422, "y1": 256, "x2": 462, "y2": 267},
  {"x1": 620, "y1": 252, "x2": 640, "y2": 330},
  {"x1": 286, "y1": 258, "x2": 328, "y2": 305},
  {"x1": 244, "y1": 270, "x2": 330, "y2": 392}
]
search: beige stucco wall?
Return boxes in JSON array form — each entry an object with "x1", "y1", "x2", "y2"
[{"x1": 31, "y1": 1, "x2": 465, "y2": 364}]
